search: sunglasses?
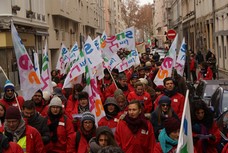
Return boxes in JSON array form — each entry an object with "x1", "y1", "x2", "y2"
[
  {"x1": 161, "y1": 104, "x2": 170, "y2": 107},
  {"x1": 6, "y1": 89, "x2": 13, "y2": 92}
]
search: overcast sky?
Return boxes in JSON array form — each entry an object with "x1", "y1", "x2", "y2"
[{"x1": 139, "y1": 0, "x2": 154, "y2": 6}]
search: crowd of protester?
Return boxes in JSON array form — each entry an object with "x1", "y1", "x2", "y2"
[{"x1": 0, "y1": 49, "x2": 224, "y2": 153}]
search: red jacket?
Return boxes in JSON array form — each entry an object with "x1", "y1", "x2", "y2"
[
  {"x1": 65, "y1": 95, "x2": 79, "y2": 120},
  {"x1": 193, "y1": 122, "x2": 221, "y2": 153},
  {"x1": 222, "y1": 143, "x2": 228, "y2": 153},
  {"x1": 197, "y1": 67, "x2": 213, "y2": 80},
  {"x1": 46, "y1": 115, "x2": 75, "y2": 153},
  {"x1": 98, "y1": 116, "x2": 119, "y2": 132},
  {"x1": 105, "y1": 83, "x2": 129, "y2": 99},
  {"x1": 3, "y1": 142, "x2": 24, "y2": 153},
  {"x1": 0, "y1": 95, "x2": 24, "y2": 109},
  {"x1": 127, "y1": 91, "x2": 152, "y2": 113},
  {"x1": 154, "y1": 93, "x2": 185, "y2": 119},
  {"x1": 190, "y1": 59, "x2": 196, "y2": 71},
  {"x1": 115, "y1": 119, "x2": 155, "y2": 153},
  {"x1": 35, "y1": 100, "x2": 49, "y2": 117},
  {"x1": 23, "y1": 125, "x2": 45, "y2": 153},
  {"x1": 75, "y1": 130, "x2": 95, "y2": 153}
]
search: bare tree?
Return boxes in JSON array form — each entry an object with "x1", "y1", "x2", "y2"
[
  {"x1": 121, "y1": 0, "x2": 140, "y2": 28},
  {"x1": 136, "y1": 4, "x2": 153, "y2": 37}
]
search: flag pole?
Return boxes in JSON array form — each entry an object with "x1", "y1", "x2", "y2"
[
  {"x1": 106, "y1": 68, "x2": 118, "y2": 89},
  {"x1": 0, "y1": 66, "x2": 22, "y2": 112}
]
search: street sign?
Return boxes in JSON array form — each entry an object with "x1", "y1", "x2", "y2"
[{"x1": 167, "y1": 29, "x2": 176, "y2": 40}]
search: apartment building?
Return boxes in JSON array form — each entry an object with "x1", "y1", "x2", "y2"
[{"x1": 157, "y1": 0, "x2": 228, "y2": 72}]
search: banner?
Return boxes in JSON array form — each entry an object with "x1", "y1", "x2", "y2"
[
  {"x1": 63, "y1": 50, "x2": 86, "y2": 88},
  {"x1": 11, "y1": 22, "x2": 42, "y2": 100},
  {"x1": 102, "y1": 27, "x2": 135, "y2": 56},
  {"x1": 84, "y1": 36, "x2": 103, "y2": 68},
  {"x1": 84, "y1": 65, "x2": 105, "y2": 126},
  {"x1": 136, "y1": 42, "x2": 146, "y2": 53},
  {"x1": 176, "y1": 90, "x2": 194, "y2": 153},
  {"x1": 41, "y1": 40, "x2": 53, "y2": 92},
  {"x1": 175, "y1": 38, "x2": 187, "y2": 76},
  {"x1": 116, "y1": 49, "x2": 140, "y2": 72},
  {"x1": 56, "y1": 43, "x2": 70, "y2": 74},
  {"x1": 153, "y1": 34, "x2": 178, "y2": 86}
]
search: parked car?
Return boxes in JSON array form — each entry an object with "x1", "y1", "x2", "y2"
[
  {"x1": 195, "y1": 80, "x2": 228, "y2": 105},
  {"x1": 216, "y1": 110, "x2": 228, "y2": 152},
  {"x1": 210, "y1": 86, "x2": 228, "y2": 118},
  {"x1": 151, "y1": 48, "x2": 167, "y2": 59}
]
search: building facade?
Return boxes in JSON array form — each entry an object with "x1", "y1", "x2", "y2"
[
  {"x1": 157, "y1": 0, "x2": 228, "y2": 72},
  {"x1": 0, "y1": 0, "x2": 124, "y2": 90}
]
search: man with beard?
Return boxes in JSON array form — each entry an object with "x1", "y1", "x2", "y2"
[
  {"x1": 153, "y1": 77, "x2": 185, "y2": 119},
  {"x1": 31, "y1": 90, "x2": 48, "y2": 117},
  {"x1": 0, "y1": 80, "x2": 24, "y2": 109},
  {"x1": 105, "y1": 73, "x2": 130, "y2": 100},
  {"x1": 22, "y1": 100, "x2": 50, "y2": 145}
]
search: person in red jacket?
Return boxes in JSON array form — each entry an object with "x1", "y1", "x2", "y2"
[
  {"x1": 190, "y1": 53, "x2": 197, "y2": 83},
  {"x1": 31, "y1": 90, "x2": 49, "y2": 117},
  {"x1": 65, "y1": 84, "x2": 83, "y2": 120},
  {"x1": 154, "y1": 77, "x2": 185, "y2": 119},
  {"x1": 74, "y1": 111, "x2": 96, "y2": 153},
  {"x1": 153, "y1": 117, "x2": 181, "y2": 153},
  {"x1": 191, "y1": 99, "x2": 221, "y2": 153},
  {"x1": 127, "y1": 81, "x2": 152, "y2": 113},
  {"x1": 104, "y1": 73, "x2": 130, "y2": 100},
  {"x1": 115, "y1": 100, "x2": 156, "y2": 153},
  {"x1": 98, "y1": 97, "x2": 120, "y2": 132},
  {"x1": 0, "y1": 132, "x2": 24, "y2": 153},
  {"x1": 128, "y1": 73, "x2": 139, "y2": 92},
  {"x1": 197, "y1": 61, "x2": 213, "y2": 81},
  {"x1": 4, "y1": 106, "x2": 45, "y2": 153},
  {"x1": 0, "y1": 80, "x2": 24, "y2": 109},
  {"x1": 45, "y1": 96, "x2": 75, "y2": 153}
]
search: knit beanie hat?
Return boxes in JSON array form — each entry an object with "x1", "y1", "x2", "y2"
[
  {"x1": 81, "y1": 111, "x2": 95, "y2": 123},
  {"x1": 49, "y1": 96, "x2": 62, "y2": 107},
  {"x1": 4, "y1": 80, "x2": 15, "y2": 92},
  {"x1": 5, "y1": 106, "x2": 21, "y2": 120},
  {"x1": 158, "y1": 95, "x2": 171, "y2": 105},
  {"x1": 163, "y1": 117, "x2": 181, "y2": 135}
]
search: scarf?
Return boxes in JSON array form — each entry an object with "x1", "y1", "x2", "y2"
[
  {"x1": 158, "y1": 129, "x2": 178, "y2": 153},
  {"x1": 4, "y1": 119, "x2": 26, "y2": 142},
  {"x1": 3, "y1": 92, "x2": 16, "y2": 102},
  {"x1": 78, "y1": 105, "x2": 89, "y2": 114},
  {"x1": 80, "y1": 126, "x2": 96, "y2": 142},
  {"x1": 48, "y1": 112, "x2": 62, "y2": 143},
  {"x1": 124, "y1": 113, "x2": 148, "y2": 134},
  {"x1": 163, "y1": 88, "x2": 177, "y2": 97}
]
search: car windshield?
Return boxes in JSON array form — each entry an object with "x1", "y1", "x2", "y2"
[
  {"x1": 203, "y1": 84, "x2": 220, "y2": 98},
  {"x1": 222, "y1": 90, "x2": 228, "y2": 112}
]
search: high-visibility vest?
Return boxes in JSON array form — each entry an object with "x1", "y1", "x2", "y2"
[{"x1": 17, "y1": 136, "x2": 26, "y2": 152}]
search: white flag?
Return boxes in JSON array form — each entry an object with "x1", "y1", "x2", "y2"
[
  {"x1": 176, "y1": 90, "x2": 194, "y2": 153},
  {"x1": 41, "y1": 40, "x2": 53, "y2": 92},
  {"x1": 153, "y1": 34, "x2": 178, "y2": 86},
  {"x1": 175, "y1": 38, "x2": 187, "y2": 76},
  {"x1": 11, "y1": 22, "x2": 42, "y2": 100}
]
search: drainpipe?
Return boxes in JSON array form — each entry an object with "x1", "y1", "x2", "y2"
[{"x1": 212, "y1": 0, "x2": 215, "y2": 50}]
